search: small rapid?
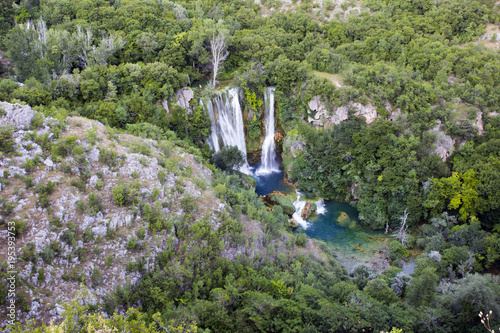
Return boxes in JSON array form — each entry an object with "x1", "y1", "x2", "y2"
[{"x1": 292, "y1": 190, "x2": 310, "y2": 229}]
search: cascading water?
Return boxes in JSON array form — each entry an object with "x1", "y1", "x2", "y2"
[
  {"x1": 201, "y1": 99, "x2": 220, "y2": 152},
  {"x1": 315, "y1": 198, "x2": 327, "y2": 215},
  {"x1": 256, "y1": 87, "x2": 280, "y2": 175},
  {"x1": 292, "y1": 190, "x2": 310, "y2": 229},
  {"x1": 208, "y1": 87, "x2": 252, "y2": 174}
]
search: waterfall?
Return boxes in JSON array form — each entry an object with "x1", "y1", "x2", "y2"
[
  {"x1": 201, "y1": 99, "x2": 220, "y2": 152},
  {"x1": 256, "y1": 87, "x2": 280, "y2": 175},
  {"x1": 292, "y1": 190, "x2": 310, "y2": 229},
  {"x1": 315, "y1": 198, "x2": 327, "y2": 215},
  {"x1": 207, "y1": 87, "x2": 252, "y2": 174}
]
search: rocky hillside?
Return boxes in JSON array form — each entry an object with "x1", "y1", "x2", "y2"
[{"x1": 0, "y1": 102, "x2": 325, "y2": 327}]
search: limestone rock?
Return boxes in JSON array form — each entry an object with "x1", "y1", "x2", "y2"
[
  {"x1": 89, "y1": 175, "x2": 99, "y2": 188},
  {"x1": 175, "y1": 87, "x2": 194, "y2": 113},
  {"x1": 0, "y1": 101, "x2": 36, "y2": 129},
  {"x1": 429, "y1": 121, "x2": 455, "y2": 161},
  {"x1": 352, "y1": 102, "x2": 379, "y2": 125},
  {"x1": 307, "y1": 97, "x2": 381, "y2": 129},
  {"x1": 473, "y1": 111, "x2": 484, "y2": 135}
]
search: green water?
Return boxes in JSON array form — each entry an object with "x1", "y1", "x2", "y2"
[
  {"x1": 297, "y1": 200, "x2": 390, "y2": 269},
  {"x1": 251, "y1": 170, "x2": 390, "y2": 270}
]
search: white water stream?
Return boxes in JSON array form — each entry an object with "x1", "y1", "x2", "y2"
[
  {"x1": 256, "y1": 87, "x2": 280, "y2": 175},
  {"x1": 292, "y1": 190, "x2": 310, "y2": 229}
]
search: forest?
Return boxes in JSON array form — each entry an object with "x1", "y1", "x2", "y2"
[{"x1": 1, "y1": 0, "x2": 500, "y2": 331}]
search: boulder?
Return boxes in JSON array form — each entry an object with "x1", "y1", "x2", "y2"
[
  {"x1": 336, "y1": 211, "x2": 350, "y2": 223},
  {"x1": 0, "y1": 102, "x2": 36, "y2": 129}
]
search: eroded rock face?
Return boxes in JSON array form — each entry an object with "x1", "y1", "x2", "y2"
[
  {"x1": 0, "y1": 101, "x2": 36, "y2": 129},
  {"x1": 308, "y1": 96, "x2": 348, "y2": 129},
  {"x1": 307, "y1": 97, "x2": 382, "y2": 129},
  {"x1": 429, "y1": 121, "x2": 455, "y2": 161},
  {"x1": 474, "y1": 111, "x2": 484, "y2": 135},
  {"x1": 352, "y1": 102, "x2": 379, "y2": 125},
  {"x1": 175, "y1": 87, "x2": 194, "y2": 113}
]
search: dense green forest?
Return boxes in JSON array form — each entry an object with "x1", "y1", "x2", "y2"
[{"x1": 2, "y1": 0, "x2": 500, "y2": 331}]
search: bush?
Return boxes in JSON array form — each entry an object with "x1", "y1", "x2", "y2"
[
  {"x1": 180, "y1": 194, "x2": 195, "y2": 213},
  {"x1": 99, "y1": 148, "x2": 118, "y2": 167},
  {"x1": 52, "y1": 136, "x2": 77, "y2": 157},
  {"x1": 35, "y1": 181, "x2": 56, "y2": 208},
  {"x1": 30, "y1": 112, "x2": 44, "y2": 129},
  {"x1": 158, "y1": 170, "x2": 167, "y2": 184},
  {"x1": 295, "y1": 233, "x2": 308, "y2": 247},
  {"x1": 387, "y1": 241, "x2": 409, "y2": 266},
  {"x1": 112, "y1": 182, "x2": 140, "y2": 206},
  {"x1": 212, "y1": 146, "x2": 244, "y2": 171},
  {"x1": 0, "y1": 126, "x2": 15, "y2": 154}
]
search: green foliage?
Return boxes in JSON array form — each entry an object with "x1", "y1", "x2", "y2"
[
  {"x1": 112, "y1": 182, "x2": 140, "y2": 207},
  {"x1": 212, "y1": 146, "x2": 244, "y2": 171},
  {"x1": 180, "y1": 194, "x2": 195, "y2": 213},
  {"x1": 0, "y1": 126, "x2": 15, "y2": 154},
  {"x1": 99, "y1": 148, "x2": 119, "y2": 168},
  {"x1": 387, "y1": 241, "x2": 409, "y2": 266}
]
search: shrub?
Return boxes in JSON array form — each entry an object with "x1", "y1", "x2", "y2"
[
  {"x1": 52, "y1": 136, "x2": 77, "y2": 157},
  {"x1": 112, "y1": 182, "x2": 140, "y2": 206},
  {"x1": 99, "y1": 148, "x2": 118, "y2": 167},
  {"x1": 30, "y1": 112, "x2": 44, "y2": 129},
  {"x1": 60, "y1": 223, "x2": 77, "y2": 246},
  {"x1": 295, "y1": 233, "x2": 308, "y2": 247},
  {"x1": 180, "y1": 194, "x2": 195, "y2": 213},
  {"x1": 88, "y1": 192, "x2": 104, "y2": 215},
  {"x1": 25, "y1": 177, "x2": 34, "y2": 188},
  {"x1": 387, "y1": 241, "x2": 409, "y2": 266},
  {"x1": 158, "y1": 170, "x2": 167, "y2": 184},
  {"x1": 35, "y1": 181, "x2": 56, "y2": 208},
  {"x1": 105, "y1": 255, "x2": 114, "y2": 267},
  {"x1": 130, "y1": 142, "x2": 152, "y2": 156},
  {"x1": 150, "y1": 187, "x2": 160, "y2": 201},
  {"x1": 85, "y1": 128, "x2": 100, "y2": 145},
  {"x1": 212, "y1": 145, "x2": 244, "y2": 171},
  {"x1": 83, "y1": 228, "x2": 95, "y2": 243},
  {"x1": 91, "y1": 268, "x2": 101, "y2": 287},
  {"x1": 0, "y1": 126, "x2": 15, "y2": 154},
  {"x1": 0, "y1": 197, "x2": 15, "y2": 216},
  {"x1": 95, "y1": 178, "x2": 104, "y2": 190},
  {"x1": 137, "y1": 227, "x2": 146, "y2": 240},
  {"x1": 37, "y1": 268, "x2": 45, "y2": 283}
]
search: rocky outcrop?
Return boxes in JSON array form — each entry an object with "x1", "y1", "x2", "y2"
[
  {"x1": 0, "y1": 102, "x2": 36, "y2": 129},
  {"x1": 307, "y1": 97, "x2": 383, "y2": 129},
  {"x1": 429, "y1": 120, "x2": 455, "y2": 161},
  {"x1": 473, "y1": 111, "x2": 484, "y2": 135},
  {"x1": 174, "y1": 87, "x2": 194, "y2": 113}
]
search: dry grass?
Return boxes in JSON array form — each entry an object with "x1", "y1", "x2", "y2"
[{"x1": 311, "y1": 70, "x2": 344, "y2": 87}]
